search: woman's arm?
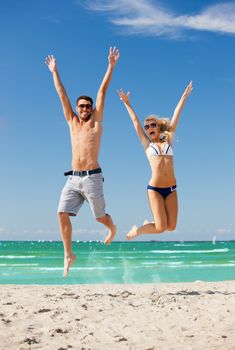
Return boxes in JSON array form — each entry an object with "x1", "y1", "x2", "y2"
[
  {"x1": 118, "y1": 89, "x2": 149, "y2": 148},
  {"x1": 170, "y1": 81, "x2": 193, "y2": 132}
]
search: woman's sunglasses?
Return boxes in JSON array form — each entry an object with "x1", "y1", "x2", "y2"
[{"x1": 144, "y1": 122, "x2": 157, "y2": 130}]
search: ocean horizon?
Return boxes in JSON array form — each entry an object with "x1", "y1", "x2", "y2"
[{"x1": 0, "y1": 240, "x2": 234, "y2": 285}]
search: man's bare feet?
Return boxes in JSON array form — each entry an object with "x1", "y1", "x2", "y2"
[
  {"x1": 63, "y1": 254, "x2": 76, "y2": 277},
  {"x1": 104, "y1": 225, "x2": 116, "y2": 245},
  {"x1": 126, "y1": 225, "x2": 140, "y2": 240}
]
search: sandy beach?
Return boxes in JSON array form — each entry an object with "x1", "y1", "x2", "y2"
[{"x1": 1, "y1": 281, "x2": 235, "y2": 350}]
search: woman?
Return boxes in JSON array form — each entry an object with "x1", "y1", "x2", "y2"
[{"x1": 118, "y1": 81, "x2": 192, "y2": 240}]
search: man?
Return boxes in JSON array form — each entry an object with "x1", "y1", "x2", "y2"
[{"x1": 45, "y1": 47, "x2": 119, "y2": 277}]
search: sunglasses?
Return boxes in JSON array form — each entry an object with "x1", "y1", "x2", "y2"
[
  {"x1": 144, "y1": 122, "x2": 157, "y2": 130},
  {"x1": 77, "y1": 104, "x2": 92, "y2": 109}
]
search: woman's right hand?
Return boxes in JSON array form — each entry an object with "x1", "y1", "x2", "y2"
[{"x1": 45, "y1": 55, "x2": 57, "y2": 73}]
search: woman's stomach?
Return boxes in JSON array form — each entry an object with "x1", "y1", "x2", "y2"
[{"x1": 148, "y1": 156, "x2": 176, "y2": 187}]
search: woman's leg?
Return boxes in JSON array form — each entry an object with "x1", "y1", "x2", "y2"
[
  {"x1": 165, "y1": 191, "x2": 178, "y2": 231},
  {"x1": 126, "y1": 190, "x2": 168, "y2": 240}
]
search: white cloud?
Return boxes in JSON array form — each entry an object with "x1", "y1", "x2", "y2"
[
  {"x1": 0, "y1": 228, "x2": 9, "y2": 239},
  {"x1": 83, "y1": 0, "x2": 235, "y2": 38},
  {"x1": 215, "y1": 228, "x2": 234, "y2": 234},
  {"x1": 74, "y1": 228, "x2": 107, "y2": 238}
]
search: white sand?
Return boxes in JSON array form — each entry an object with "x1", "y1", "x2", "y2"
[{"x1": 1, "y1": 281, "x2": 235, "y2": 350}]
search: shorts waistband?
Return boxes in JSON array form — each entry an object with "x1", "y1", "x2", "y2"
[{"x1": 64, "y1": 168, "x2": 102, "y2": 177}]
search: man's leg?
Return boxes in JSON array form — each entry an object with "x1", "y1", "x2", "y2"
[
  {"x1": 96, "y1": 214, "x2": 116, "y2": 245},
  {"x1": 58, "y1": 212, "x2": 76, "y2": 277},
  {"x1": 85, "y1": 173, "x2": 116, "y2": 244}
]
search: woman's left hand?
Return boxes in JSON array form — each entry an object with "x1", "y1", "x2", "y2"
[
  {"x1": 117, "y1": 89, "x2": 131, "y2": 104},
  {"x1": 184, "y1": 81, "x2": 193, "y2": 97}
]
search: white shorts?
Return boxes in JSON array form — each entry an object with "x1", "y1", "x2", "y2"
[{"x1": 58, "y1": 173, "x2": 105, "y2": 219}]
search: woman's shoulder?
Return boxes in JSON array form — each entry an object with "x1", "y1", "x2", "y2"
[{"x1": 142, "y1": 139, "x2": 151, "y2": 150}]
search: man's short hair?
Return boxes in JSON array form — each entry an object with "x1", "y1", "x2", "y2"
[{"x1": 76, "y1": 96, "x2": 93, "y2": 107}]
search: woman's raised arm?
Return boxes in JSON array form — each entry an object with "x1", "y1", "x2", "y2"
[
  {"x1": 170, "y1": 81, "x2": 193, "y2": 132},
  {"x1": 118, "y1": 89, "x2": 149, "y2": 148}
]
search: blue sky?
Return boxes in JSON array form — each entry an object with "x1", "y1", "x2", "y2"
[{"x1": 0, "y1": 0, "x2": 235, "y2": 241}]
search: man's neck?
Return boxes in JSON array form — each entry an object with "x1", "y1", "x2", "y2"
[{"x1": 79, "y1": 113, "x2": 92, "y2": 124}]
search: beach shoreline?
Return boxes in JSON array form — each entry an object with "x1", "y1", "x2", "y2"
[{"x1": 1, "y1": 280, "x2": 235, "y2": 349}]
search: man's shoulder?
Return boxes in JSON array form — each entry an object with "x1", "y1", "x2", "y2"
[{"x1": 68, "y1": 114, "x2": 79, "y2": 127}]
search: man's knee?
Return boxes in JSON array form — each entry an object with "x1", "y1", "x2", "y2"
[
  {"x1": 58, "y1": 212, "x2": 70, "y2": 223},
  {"x1": 96, "y1": 215, "x2": 107, "y2": 223}
]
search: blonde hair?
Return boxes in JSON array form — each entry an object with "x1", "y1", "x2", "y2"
[{"x1": 144, "y1": 114, "x2": 173, "y2": 143}]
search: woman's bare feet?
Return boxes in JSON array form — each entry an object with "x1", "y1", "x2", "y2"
[
  {"x1": 104, "y1": 225, "x2": 116, "y2": 245},
  {"x1": 126, "y1": 225, "x2": 140, "y2": 240},
  {"x1": 63, "y1": 254, "x2": 76, "y2": 277}
]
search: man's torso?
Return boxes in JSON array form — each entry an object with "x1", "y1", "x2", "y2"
[{"x1": 69, "y1": 114, "x2": 102, "y2": 170}]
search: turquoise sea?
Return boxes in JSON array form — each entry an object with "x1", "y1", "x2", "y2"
[{"x1": 0, "y1": 241, "x2": 234, "y2": 284}]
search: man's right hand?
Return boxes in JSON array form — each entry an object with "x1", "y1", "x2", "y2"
[
  {"x1": 45, "y1": 55, "x2": 74, "y2": 122},
  {"x1": 45, "y1": 55, "x2": 57, "y2": 73}
]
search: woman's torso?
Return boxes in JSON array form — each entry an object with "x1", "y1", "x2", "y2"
[{"x1": 145, "y1": 142, "x2": 176, "y2": 187}]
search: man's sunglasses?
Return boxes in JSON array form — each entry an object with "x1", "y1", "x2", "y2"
[
  {"x1": 144, "y1": 122, "x2": 157, "y2": 130},
  {"x1": 78, "y1": 104, "x2": 92, "y2": 109}
]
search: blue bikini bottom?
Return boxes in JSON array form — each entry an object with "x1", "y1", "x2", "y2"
[{"x1": 147, "y1": 184, "x2": 177, "y2": 199}]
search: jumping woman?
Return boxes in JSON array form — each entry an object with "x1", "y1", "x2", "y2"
[{"x1": 118, "y1": 81, "x2": 192, "y2": 240}]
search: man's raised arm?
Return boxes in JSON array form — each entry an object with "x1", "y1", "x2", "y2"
[
  {"x1": 45, "y1": 55, "x2": 75, "y2": 122},
  {"x1": 94, "y1": 47, "x2": 120, "y2": 122}
]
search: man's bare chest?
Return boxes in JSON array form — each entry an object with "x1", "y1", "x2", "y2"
[{"x1": 70, "y1": 125, "x2": 101, "y2": 144}]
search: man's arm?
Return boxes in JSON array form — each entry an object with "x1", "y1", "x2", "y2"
[
  {"x1": 94, "y1": 47, "x2": 120, "y2": 122},
  {"x1": 45, "y1": 55, "x2": 75, "y2": 122},
  {"x1": 118, "y1": 89, "x2": 150, "y2": 148},
  {"x1": 170, "y1": 81, "x2": 193, "y2": 132}
]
